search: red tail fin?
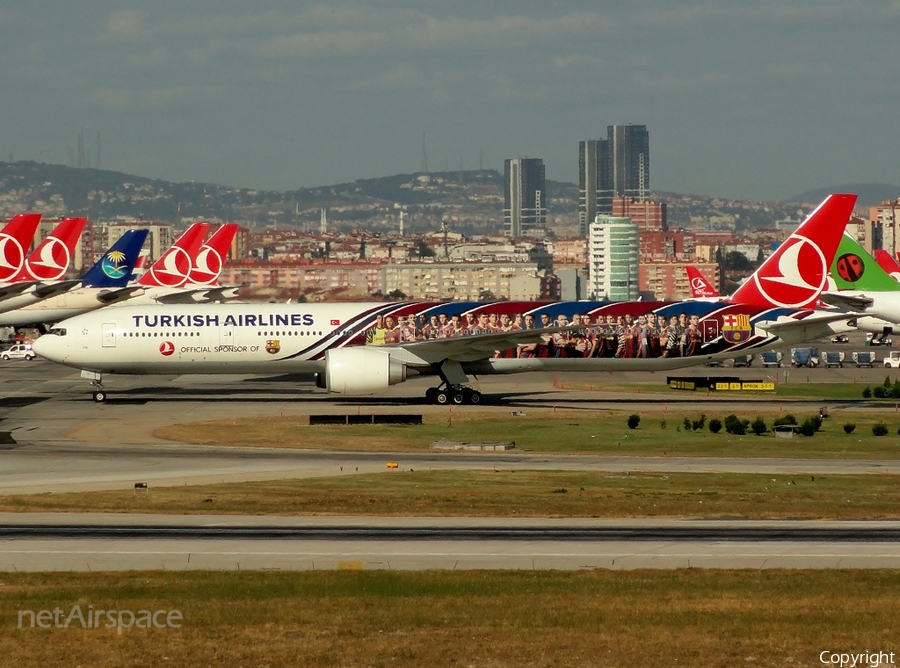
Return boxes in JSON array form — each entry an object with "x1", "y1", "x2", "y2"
[
  {"x1": 685, "y1": 266, "x2": 719, "y2": 298},
  {"x1": 728, "y1": 193, "x2": 857, "y2": 309},
  {"x1": 138, "y1": 223, "x2": 209, "y2": 287},
  {"x1": 188, "y1": 223, "x2": 238, "y2": 286},
  {"x1": 17, "y1": 217, "x2": 87, "y2": 281},
  {"x1": 0, "y1": 213, "x2": 42, "y2": 282},
  {"x1": 875, "y1": 249, "x2": 900, "y2": 279}
]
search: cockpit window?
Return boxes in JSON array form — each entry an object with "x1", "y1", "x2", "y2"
[{"x1": 48, "y1": 328, "x2": 67, "y2": 336}]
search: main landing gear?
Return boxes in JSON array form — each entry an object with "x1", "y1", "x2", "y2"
[{"x1": 424, "y1": 384, "x2": 483, "y2": 405}]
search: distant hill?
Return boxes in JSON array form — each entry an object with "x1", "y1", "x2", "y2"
[
  {"x1": 0, "y1": 160, "x2": 843, "y2": 233},
  {"x1": 786, "y1": 183, "x2": 900, "y2": 208}
]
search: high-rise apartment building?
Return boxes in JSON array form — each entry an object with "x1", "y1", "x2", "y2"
[
  {"x1": 578, "y1": 140, "x2": 604, "y2": 236},
  {"x1": 587, "y1": 215, "x2": 639, "y2": 300},
  {"x1": 504, "y1": 158, "x2": 547, "y2": 238},
  {"x1": 580, "y1": 125, "x2": 650, "y2": 229}
]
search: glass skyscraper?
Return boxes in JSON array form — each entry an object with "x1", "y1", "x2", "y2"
[
  {"x1": 579, "y1": 124, "x2": 650, "y2": 233},
  {"x1": 504, "y1": 158, "x2": 547, "y2": 238}
]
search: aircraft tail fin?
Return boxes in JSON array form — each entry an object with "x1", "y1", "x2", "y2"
[
  {"x1": 685, "y1": 266, "x2": 719, "y2": 298},
  {"x1": 137, "y1": 223, "x2": 209, "y2": 288},
  {"x1": 829, "y1": 233, "x2": 900, "y2": 292},
  {"x1": 874, "y1": 249, "x2": 900, "y2": 281},
  {"x1": 81, "y1": 229, "x2": 149, "y2": 288},
  {"x1": 188, "y1": 222, "x2": 238, "y2": 286},
  {"x1": 0, "y1": 213, "x2": 43, "y2": 282},
  {"x1": 18, "y1": 217, "x2": 87, "y2": 282},
  {"x1": 728, "y1": 193, "x2": 857, "y2": 309}
]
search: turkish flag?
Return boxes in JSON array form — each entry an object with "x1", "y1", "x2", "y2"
[{"x1": 330, "y1": 319, "x2": 340, "y2": 325}]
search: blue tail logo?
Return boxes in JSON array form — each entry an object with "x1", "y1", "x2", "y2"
[
  {"x1": 101, "y1": 250, "x2": 129, "y2": 279},
  {"x1": 81, "y1": 229, "x2": 149, "y2": 288}
]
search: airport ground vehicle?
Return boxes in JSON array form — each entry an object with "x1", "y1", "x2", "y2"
[
  {"x1": 885, "y1": 351, "x2": 900, "y2": 368},
  {"x1": 831, "y1": 334, "x2": 849, "y2": 344},
  {"x1": 822, "y1": 351, "x2": 845, "y2": 368},
  {"x1": 791, "y1": 347, "x2": 819, "y2": 367},
  {"x1": 1, "y1": 343, "x2": 34, "y2": 361},
  {"x1": 852, "y1": 351, "x2": 877, "y2": 368},
  {"x1": 760, "y1": 351, "x2": 784, "y2": 367}
]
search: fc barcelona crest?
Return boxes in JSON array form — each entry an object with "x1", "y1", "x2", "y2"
[
  {"x1": 722, "y1": 314, "x2": 752, "y2": 343},
  {"x1": 265, "y1": 339, "x2": 281, "y2": 354}
]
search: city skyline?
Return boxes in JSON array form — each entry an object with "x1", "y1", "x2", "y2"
[{"x1": 1, "y1": 2, "x2": 898, "y2": 202}]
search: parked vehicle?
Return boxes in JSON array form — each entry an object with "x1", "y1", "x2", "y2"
[
  {"x1": 831, "y1": 334, "x2": 850, "y2": 344},
  {"x1": 1, "y1": 343, "x2": 34, "y2": 361},
  {"x1": 731, "y1": 354, "x2": 753, "y2": 368},
  {"x1": 791, "y1": 347, "x2": 820, "y2": 368},
  {"x1": 852, "y1": 351, "x2": 877, "y2": 368},
  {"x1": 866, "y1": 333, "x2": 893, "y2": 346},
  {"x1": 822, "y1": 351, "x2": 845, "y2": 368},
  {"x1": 759, "y1": 351, "x2": 784, "y2": 367},
  {"x1": 885, "y1": 351, "x2": 900, "y2": 368}
]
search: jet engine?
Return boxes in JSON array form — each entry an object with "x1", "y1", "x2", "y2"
[{"x1": 324, "y1": 347, "x2": 407, "y2": 395}]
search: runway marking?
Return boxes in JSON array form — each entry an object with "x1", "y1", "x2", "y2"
[{"x1": 3, "y1": 550, "x2": 900, "y2": 558}]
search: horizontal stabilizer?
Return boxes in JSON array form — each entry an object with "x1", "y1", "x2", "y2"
[{"x1": 817, "y1": 291, "x2": 875, "y2": 311}]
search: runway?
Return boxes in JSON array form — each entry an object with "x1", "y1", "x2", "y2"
[{"x1": 2, "y1": 514, "x2": 900, "y2": 571}]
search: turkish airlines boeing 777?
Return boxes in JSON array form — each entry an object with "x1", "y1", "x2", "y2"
[{"x1": 34, "y1": 194, "x2": 861, "y2": 404}]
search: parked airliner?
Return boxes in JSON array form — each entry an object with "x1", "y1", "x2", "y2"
[
  {"x1": 0, "y1": 230, "x2": 148, "y2": 327},
  {"x1": 34, "y1": 194, "x2": 861, "y2": 404}
]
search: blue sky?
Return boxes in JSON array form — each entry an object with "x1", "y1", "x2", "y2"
[{"x1": 2, "y1": 1, "x2": 898, "y2": 200}]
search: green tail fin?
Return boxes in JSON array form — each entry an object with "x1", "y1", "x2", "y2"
[{"x1": 830, "y1": 234, "x2": 900, "y2": 292}]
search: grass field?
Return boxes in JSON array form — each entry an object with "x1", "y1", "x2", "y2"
[
  {"x1": 5, "y1": 470, "x2": 900, "y2": 519},
  {"x1": 4, "y1": 570, "x2": 898, "y2": 667},
  {"x1": 153, "y1": 409, "x2": 900, "y2": 458}
]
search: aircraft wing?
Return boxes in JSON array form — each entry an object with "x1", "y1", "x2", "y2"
[
  {"x1": 0, "y1": 282, "x2": 39, "y2": 301},
  {"x1": 149, "y1": 286, "x2": 240, "y2": 304},
  {"x1": 391, "y1": 327, "x2": 564, "y2": 363},
  {"x1": 753, "y1": 310, "x2": 863, "y2": 333},
  {"x1": 817, "y1": 292, "x2": 875, "y2": 311},
  {"x1": 96, "y1": 286, "x2": 146, "y2": 305},
  {"x1": 32, "y1": 279, "x2": 83, "y2": 299}
]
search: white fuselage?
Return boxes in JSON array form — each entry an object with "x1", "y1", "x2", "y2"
[
  {"x1": 0, "y1": 287, "x2": 120, "y2": 326},
  {"x1": 33, "y1": 302, "x2": 788, "y2": 378}
]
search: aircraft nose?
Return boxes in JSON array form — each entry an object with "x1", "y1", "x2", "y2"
[{"x1": 32, "y1": 335, "x2": 59, "y2": 361}]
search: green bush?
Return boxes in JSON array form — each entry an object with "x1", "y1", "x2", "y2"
[
  {"x1": 627, "y1": 414, "x2": 641, "y2": 429},
  {"x1": 772, "y1": 414, "x2": 798, "y2": 427},
  {"x1": 709, "y1": 419, "x2": 722, "y2": 434},
  {"x1": 696, "y1": 414, "x2": 707, "y2": 430},
  {"x1": 843, "y1": 423, "x2": 856, "y2": 434},
  {"x1": 660, "y1": 419, "x2": 667, "y2": 430},
  {"x1": 862, "y1": 387, "x2": 872, "y2": 399},
  {"x1": 724, "y1": 414, "x2": 746, "y2": 435},
  {"x1": 683, "y1": 417, "x2": 692, "y2": 431},
  {"x1": 799, "y1": 417, "x2": 818, "y2": 437},
  {"x1": 874, "y1": 385, "x2": 887, "y2": 399},
  {"x1": 750, "y1": 417, "x2": 767, "y2": 435},
  {"x1": 873, "y1": 422, "x2": 889, "y2": 436}
]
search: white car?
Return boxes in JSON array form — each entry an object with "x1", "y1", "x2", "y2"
[{"x1": 1, "y1": 344, "x2": 35, "y2": 361}]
